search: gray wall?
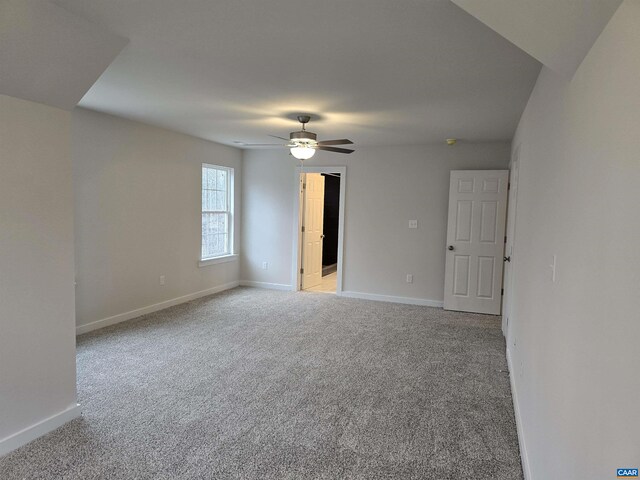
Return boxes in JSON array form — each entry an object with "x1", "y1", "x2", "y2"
[
  {"x1": 241, "y1": 143, "x2": 510, "y2": 302},
  {"x1": 0, "y1": 95, "x2": 77, "y2": 451},
  {"x1": 72, "y1": 109, "x2": 242, "y2": 329},
  {"x1": 507, "y1": 1, "x2": 640, "y2": 478}
]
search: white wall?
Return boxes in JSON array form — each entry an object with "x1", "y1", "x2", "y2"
[
  {"x1": 241, "y1": 143, "x2": 509, "y2": 302},
  {"x1": 0, "y1": 95, "x2": 78, "y2": 454},
  {"x1": 73, "y1": 109, "x2": 242, "y2": 330},
  {"x1": 506, "y1": 1, "x2": 639, "y2": 478}
]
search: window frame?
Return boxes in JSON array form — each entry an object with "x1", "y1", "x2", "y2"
[{"x1": 200, "y1": 163, "x2": 236, "y2": 266}]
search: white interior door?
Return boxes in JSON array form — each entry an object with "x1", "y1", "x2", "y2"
[
  {"x1": 302, "y1": 173, "x2": 325, "y2": 289},
  {"x1": 502, "y1": 152, "x2": 519, "y2": 334},
  {"x1": 443, "y1": 170, "x2": 509, "y2": 315}
]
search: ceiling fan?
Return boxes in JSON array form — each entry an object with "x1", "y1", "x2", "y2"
[{"x1": 242, "y1": 115, "x2": 354, "y2": 160}]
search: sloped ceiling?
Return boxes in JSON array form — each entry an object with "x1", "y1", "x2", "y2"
[
  {"x1": 451, "y1": 0, "x2": 623, "y2": 78},
  {"x1": 49, "y1": 0, "x2": 541, "y2": 146},
  {"x1": 0, "y1": 0, "x2": 128, "y2": 110}
]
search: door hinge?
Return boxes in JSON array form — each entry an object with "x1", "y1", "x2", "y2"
[
  {"x1": 508, "y1": 182, "x2": 511, "y2": 190},
  {"x1": 302, "y1": 183, "x2": 307, "y2": 189},
  {"x1": 301, "y1": 225, "x2": 305, "y2": 232},
  {"x1": 501, "y1": 288, "x2": 504, "y2": 295},
  {"x1": 504, "y1": 236, "x2": 507, "y2": 243},
  {"x1": 300, "y1": 268, "x2": 304, "y2": 274}
]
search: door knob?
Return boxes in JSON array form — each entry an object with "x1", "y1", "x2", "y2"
[
  {"x1": 503, "y1": 256, "x2": 511, "y2": 262},
  {"x1": 448, "y1": 245, "x2": 454, "y2": 251},
  {"x1": 321, "y1": 234, "x2": 325, "y2": 238}
]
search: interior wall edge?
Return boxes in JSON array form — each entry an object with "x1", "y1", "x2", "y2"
[
  {"x1": 0, "y1": 94, "x2": 78, "y2": 456},
  {"x1": 0, "y1": 404, "x2": 81, "y2": 458}
]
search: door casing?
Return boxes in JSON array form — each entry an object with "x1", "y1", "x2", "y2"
[
  {"x1": 292, "y1": 166, "x2": 346, "y2": 294},
  {"x1": 503, "y1": 147, "x2": 520, "y2": 336}
]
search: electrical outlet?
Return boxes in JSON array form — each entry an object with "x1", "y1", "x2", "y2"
[
  {"x1": 262, "y1": 262, "x2": 268, "y2": 270},
  {"x1": 408, "y1": 220, "x2": 418, "y2": 229},
  {"x1": 159, "y1": 275, "x2": 165, "y2": 286},
  {"x1": 406, "y1": 274, "x2": 413, "y2": 283}
]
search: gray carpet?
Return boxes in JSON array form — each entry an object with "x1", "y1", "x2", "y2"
[{"x1": 0, "y1": 287, "x2": 523, "y2": 479}]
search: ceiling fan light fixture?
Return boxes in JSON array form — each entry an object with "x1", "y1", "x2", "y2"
[
  {"x1": 242, "y1": 115, "x2": 352, "y2": 157},
  {"x1": 290, "y1": 145, "x2": 316, "y2": 160}
]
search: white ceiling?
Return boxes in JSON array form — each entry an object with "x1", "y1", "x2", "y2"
[
  {"x1": 51, "y1": 0, "x2": 542, "y2": 147},
  {"x1": 452, "y1": 0, "x2": 622, "y2": 79},
  {"x1": 0, "y1": 0, "x2": 127, "y2": 110}
]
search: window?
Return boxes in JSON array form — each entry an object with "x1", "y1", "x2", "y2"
[{"x1": 201, "y1": 164, "x2": 234, "y2": 261}]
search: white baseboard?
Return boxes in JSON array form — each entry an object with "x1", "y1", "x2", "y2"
[
  {"x1": 507, "y1": 347, "x2": 532, "y2": 480},
  {"x1": 0, "y1": 403, "x2": 81, "y2": 457},
  {"x1": 239, "y1": 280, "x2": 294, "y2": 291},
  {"x1": 340, "y1": 290, "x2": 444, "y2": 308},
  {"x1": 76, "y1": 281, "x2": 240, "y2": 335}
]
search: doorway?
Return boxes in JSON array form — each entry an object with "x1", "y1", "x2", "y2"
[{"x1": 293, "y1": 166, "x2": 346, "y2": 294}]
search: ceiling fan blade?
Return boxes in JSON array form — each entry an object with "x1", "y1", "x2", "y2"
[
  {"x1": 317, "y1": 146, "x2": 355, "y2": 154},
  {"x1": 269, "y1": 135, "x2": 291, "y2": 141},
  {"x1": 241, "y1": 143, "x2": 289, "y2": 148},
  {"x1": 317, "y1": 139, "x2": 353, "y2": 146}
]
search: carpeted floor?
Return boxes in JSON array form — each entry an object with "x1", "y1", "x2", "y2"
[{"x1": 0, "y1": 287, "x2": 522, "y2": 479}]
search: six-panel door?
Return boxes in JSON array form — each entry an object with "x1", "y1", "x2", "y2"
[
  {"x1": 302, "y1": 173, "x2": 325, "y2": 290},
  {"x1": 443, "y1": 170, "x2": 509, "y2": 315}
]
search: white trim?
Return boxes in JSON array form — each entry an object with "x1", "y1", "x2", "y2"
[
  {"x1": 292, "y1": 166, "x2": 347, "y2": 294},
  {"x1": 240, "y1": 280, "x2": 294, "y2": 291},
  {"x1": 76, "y1": 281, "x2": 240, "y2": 335},
  {"x1": 0, "y1": 403, "x2": 81, "y2": 457},
  {"x1": 503, "y1": 146, "x2": 521, "y2": 337},
  {"x1": 198, "y1": 253, "x2": 238, "y2": 267},
  {"x1": 507, "y1": 347, "x2": 532, "y2": 480},
  {"x1": 201, "y1": 164, "x2": 235, "y2": 262},
  {"x1": 340, "y1": 290, "x2": 444, "y2": 308}
]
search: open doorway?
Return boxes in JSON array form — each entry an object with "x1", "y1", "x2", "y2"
[{"x1": 293, "y1": 166, "x2": 346, "y2": 294}]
